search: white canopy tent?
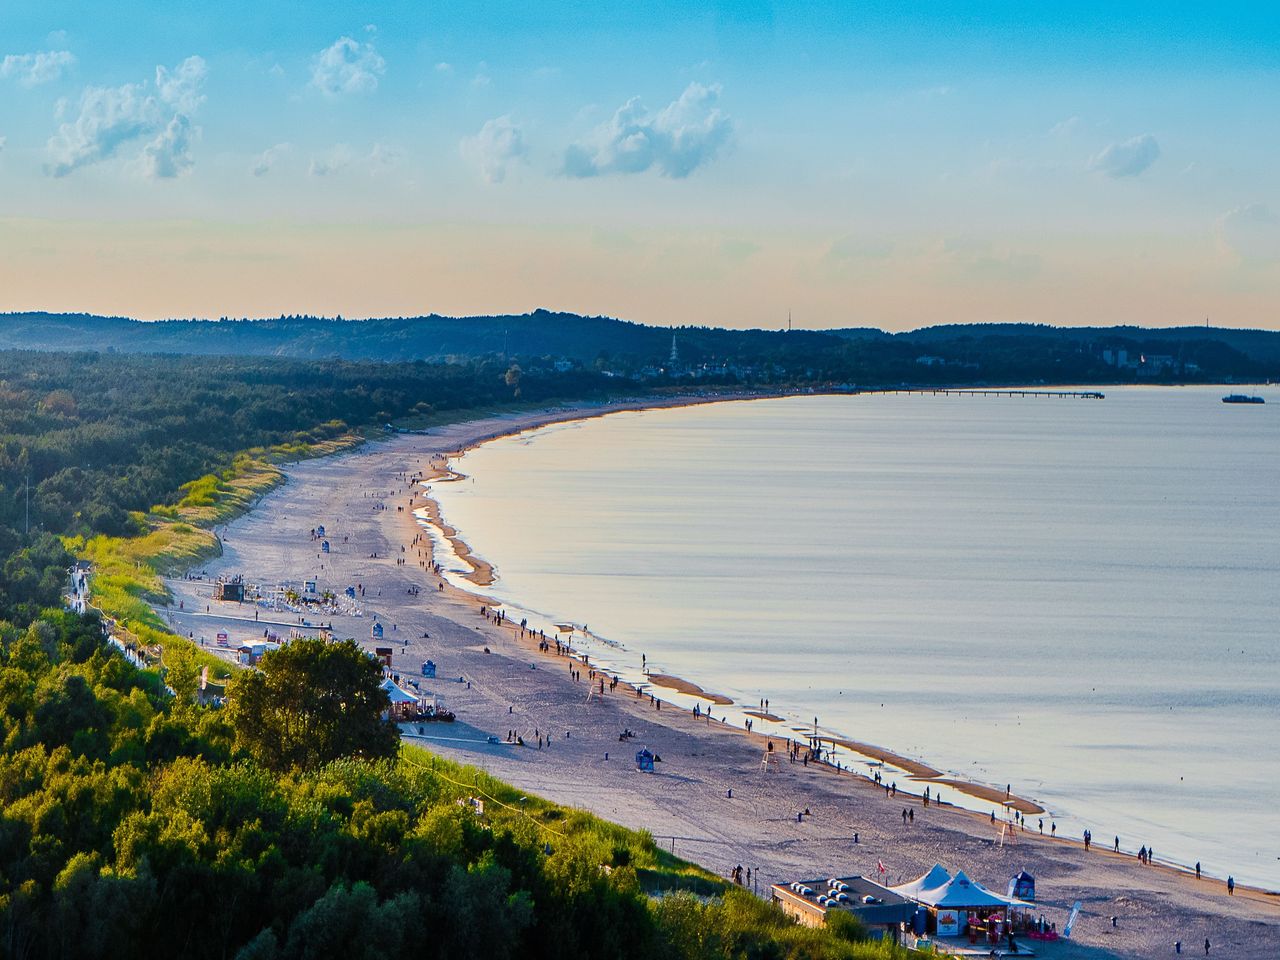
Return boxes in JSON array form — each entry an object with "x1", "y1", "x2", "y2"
[
  {"x1": 380, "y1": 679, "x2": 420, "y2": 704},
  {"x1": 891, "y1": 864, "x2": 951, "y2": 900},
  {"x1": 914, "y1": 871, "x2": 1012, "y2": 910}
]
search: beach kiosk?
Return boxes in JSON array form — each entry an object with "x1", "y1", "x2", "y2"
[
  {"x1": 910, "y1": 871, "x2": 1011, "y2": 939},
  {"x1": 315, "y1": 525, "x2": 326, "y2": 538},
  {"x1": 321, "y1": 540, "x2": 330, "y2": 553},
  {"x1": 380, "y1": 678, "x2": 421, "y2": 720},
  {"x1": 422, "y1": 659, "x2": 437, "y2": 678},
  {"x1": 635, "y1": 748, "x2": 655, "y2": 773},
  {"x1": 371, "y1": 621, "x2": 384, "y2": 640}
]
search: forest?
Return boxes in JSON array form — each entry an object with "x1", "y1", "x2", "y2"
[
  {"x1": 0, "y1": 349, "x2": 900, "y2": 958},
  {"x1": 0, "y1": 349, "x2": 619, "y2": 624},
  {"x1": 2, "y1": 311, "x2": 1278, "y2": 384}
]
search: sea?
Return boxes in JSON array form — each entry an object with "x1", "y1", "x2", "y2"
[{"x1": 423, "y1": 385, "x2": 1280, "y2": 888}]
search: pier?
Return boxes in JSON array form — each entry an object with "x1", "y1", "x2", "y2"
[{"x1": 867, "y1": 388, "x2": 1105, "y2": 400}]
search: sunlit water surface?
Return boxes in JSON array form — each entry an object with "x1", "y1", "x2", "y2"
[{"x1": 427, "y1": 387, "x2": 1280, "y2": 887}]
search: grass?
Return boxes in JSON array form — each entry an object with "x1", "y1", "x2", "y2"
[{"x1": 398, "y1": 743, "x2": 725, "y2": 896}]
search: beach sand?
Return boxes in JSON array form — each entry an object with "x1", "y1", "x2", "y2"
[{"x1": 160, "y1": 398, "x2": 1280, "y2": 959}]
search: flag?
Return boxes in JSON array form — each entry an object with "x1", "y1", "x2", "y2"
[
  {"x1": 877, "y1": 860, "x2": 885, "y2": 874},
  {"x1": 1063, "y1": 901, "x2": 1082, "y2": 938}
]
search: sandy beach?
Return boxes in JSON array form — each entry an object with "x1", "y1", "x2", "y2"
[{"x1": 159, "y1": 398, "x2": 1280, "y2": 959}]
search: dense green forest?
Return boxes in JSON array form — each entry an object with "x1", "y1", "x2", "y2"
[
  {"x1": 2, "y1": 311, "x2": 1278, "y2": 383},
  {"x1": 0, "y1": 349, "x2": 899, "y2": 958},
  {"x1": 0, "y1": 349, "x2": 619, "y2": 624}
]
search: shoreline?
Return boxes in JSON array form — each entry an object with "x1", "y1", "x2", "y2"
[
  {"x1": 412, "y1": 394, "x2": 1058, "y2": 827},
  {"x1": 156, "y1": 394, "x2": 1280, "y2": 955}
]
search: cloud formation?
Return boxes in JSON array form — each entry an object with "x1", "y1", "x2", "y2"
[
  {"x1": 1, "y1": 50, "x2": 75, "y2": 87},
  {"x1": 563, "y1": 82, "x2": 732, "y2": 178},
  {"x1": 1216, "y1": 204, "x2": 1280, "y2": 263},
  {"x1": 311, "y1": 36, "x2": 385, "y2": 96},
  {"x1": 45, "y1": 55, "x2": 206, "y2": 178},
  {"x1": 461, "y1": 116, "x2": 528, "y2": 183},
  {"x1": 1088, "y1": 134, "x2": 1160, "y2": 178},
  {"x1": 252, "y1": 142, "x2": 291, "y2": 177}
]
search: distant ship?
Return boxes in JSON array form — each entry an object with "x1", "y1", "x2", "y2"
[{"x1": 1222, "y1": 394, "x2": 1265, "y2": 404}]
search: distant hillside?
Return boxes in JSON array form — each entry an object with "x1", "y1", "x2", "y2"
[
  {"x1": 0, "y1": 310, "x2": 840, "y2": 365},
  {"x1": 3, "y1": 311, "x2": 1278, "y2": 383}
]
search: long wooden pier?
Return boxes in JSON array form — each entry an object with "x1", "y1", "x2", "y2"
[{"x1": 868, "y1": 388, "x2": 1105, "y2": 399}]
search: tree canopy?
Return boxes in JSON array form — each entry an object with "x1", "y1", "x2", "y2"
[{"x1": 226, "y1": 638, "x2": 399, "y2": 772}]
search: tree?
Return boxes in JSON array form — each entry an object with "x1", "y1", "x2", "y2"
[{"x1": 225, "y1": 638, "x2": 397, "y2": 772}]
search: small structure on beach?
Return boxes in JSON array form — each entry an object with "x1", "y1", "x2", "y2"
[
  {"x1": 634, "y1": 748, "x2": 655, "y2": 773},
  {"x1": 1008, "y1": 870, "x2": 1035, "y2": 902},
  {"x1": 321, "y1": 540, "x2": 330, "y2": 553},
  {"x1": 373, "y1": 647, "x2": 393, "y2": 667},
  {"x1": 371, "y1": 621, "x2": 384, "y2": 640},
  {"x1": 422, "y1": 659, "x2": 436, "y2": 678},
  {"x1": 315, "y1": 525, "x2": 326, "y2": 538},
  {"x1": 380, "y1": 678, "x2": 421, "y2": 720},
  {"x1": 237, "y1": 641, "x2": 279, "y2": 666},
  {"x1": 771, "y1": 876, "x2": 915, "y2": 941},
  {"x1": 893, "y1": 869, "x2": 1032, "y2": 941},
  {"x1": 216, "y1": 576, "x2": 245, "y2": 602}
]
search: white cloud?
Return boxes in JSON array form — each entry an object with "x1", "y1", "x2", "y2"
[
  {"x1": 460, "y1": 115, "x2": 528, "y2": 183},
  {"x1": 563, "y1": 82, "x2": 732, "y2": 179},
  {"x1": 1, "y1": 50, "x2": 76, "y2": 87},
  {"x1": 45, "y1": 55, "x2": 206, "y2": 179},
  {"x1": 155, "y1": 55, "x2": 207, "y2": 113},
  {"x1": 1048, "y1": 115, "x2": 1080, "y2": 137},
  {"x1": 252, "y1": 142, "x2": 291, "y2": 177},
  {"x1": 1088, "y1": 134, "x2": 1160, "y2": 178},
  {"x1": 311, "y1": 36, "x2": 385, "y2": 96},
  {"x1": 1216, "y1": 204, "x2": 1280, "y2": 263},
  {"x1": 435, "y1": 62, "x2": 453, "y2": 74},
  {"x1": 309, "y1": 147, "x2": 351, "y2": 177},
  {"x1": 141, "y1": 113, "x2": 196, "y2": 179},
  {"x1": 308, "y1": 143, "x2": 400, "y2": 178}
]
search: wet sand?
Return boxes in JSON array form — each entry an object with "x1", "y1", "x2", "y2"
[
  {"x1": 159, "y1": 398, "x2": 1280, "y2": 959},
  {"x1": 647, "y1": 673, "x2": 735, "y2": 705}
]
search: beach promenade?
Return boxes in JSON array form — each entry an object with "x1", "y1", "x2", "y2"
[{"x1": 159, "y1": 400, "x2": 1280, "y2": 959}]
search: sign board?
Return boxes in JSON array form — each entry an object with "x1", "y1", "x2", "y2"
[
  {"x1": 216, "y1": 632, "x2": 229, "y2": 647},
  {"x1": 936, "y1": 909, "x2": 960, "y2": 937}
]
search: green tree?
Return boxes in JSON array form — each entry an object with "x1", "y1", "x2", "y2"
[{"x1": 225, "y1": 638, "x2": 396, "y2": 772}]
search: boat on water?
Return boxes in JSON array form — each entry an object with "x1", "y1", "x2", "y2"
[{"x1": 1222, "y1": 394, "x2": 1265, "y2": 404}]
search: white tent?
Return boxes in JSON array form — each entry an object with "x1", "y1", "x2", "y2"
[
  {"x1": 914, "y1": 871, "x2": 1011, "y2": 910},
  {"x1": 892, "y1": 864, "x2": 951, "y2": 900},
  {"x1": 380, "y1": 679, "x2": 419, "y2": 704}
]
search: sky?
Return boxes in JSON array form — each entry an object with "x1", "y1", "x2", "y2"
[{"x1": 1, "y1": 1, "x2": 1278, "y2": 330}]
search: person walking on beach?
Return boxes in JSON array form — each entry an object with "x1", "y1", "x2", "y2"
[
  {"x1": 1195, "y1": 861, "x2": 1201, "y2": 880},
  {"x1": 1114, "y1": 835, "x2": 1120, "y2": 853},
  {"x1": 1227, "y1": 876, "x2": 1234, "y2": 895}
]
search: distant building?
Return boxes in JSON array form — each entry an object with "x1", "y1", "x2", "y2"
[{"x1": 915, "y1": 355, "x2": 946, "y2": 367}]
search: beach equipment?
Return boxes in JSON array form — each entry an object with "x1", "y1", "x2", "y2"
[
  {"x1": 634, "y1": 748, "x2": 655, "y2": 772},
  {"x1": 422, "y1": 659, "x2": 436, "y2": 678}
]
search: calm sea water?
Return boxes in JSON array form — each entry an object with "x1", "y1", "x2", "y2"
[{"x1": 426, "y1": 387, "x2": 1280, "y2": 887}]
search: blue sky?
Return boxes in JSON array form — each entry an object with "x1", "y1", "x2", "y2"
[{"x1": 1, "y1": 1, "x2": 1277, "y2": 328}]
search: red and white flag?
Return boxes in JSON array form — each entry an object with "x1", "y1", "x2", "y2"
[{"x1": 877, "y1": 860, "x2": 886, "y2": 874}]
